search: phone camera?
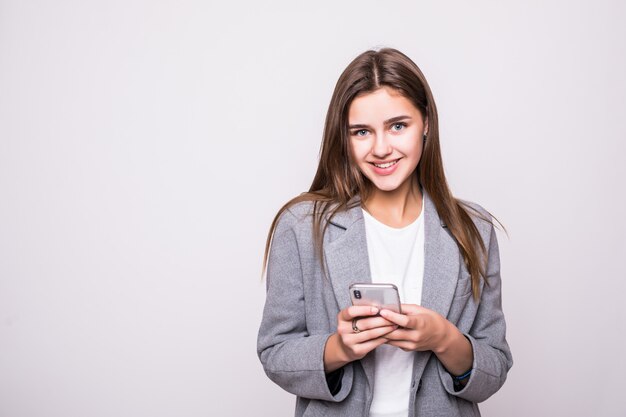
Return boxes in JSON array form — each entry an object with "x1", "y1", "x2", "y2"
[{"x1": 354, "y1": 290, "x2": 361, "y2": 299}]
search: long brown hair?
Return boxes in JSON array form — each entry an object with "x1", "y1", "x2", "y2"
[{"x1": 263, "y1": 48, "x2": 498, "y2": 300}]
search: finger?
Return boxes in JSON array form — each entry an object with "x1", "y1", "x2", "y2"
[
  {"x1": 379, "y1": 309, "x2": 411, "y2": 327},
  {"x1": 340, "y1": 305, "x2": 379, "y2": 321},
  {"x1": 386, "y1": 339, "x2": 421, "y2": 352},
  {"x1": 351, "y1": 316, "x2": 395, "y2": 331},
  {"x1": 336, "y1": 319, "x2": 355, "y2": 335},
  {"x1": 348, "y1": 325, "x2": 398, "y2": 344},
  {"x1": 382, "y1": 328, "x2": 415, "y2": 341},
  {"x1": 337, "y1": 318, "x2": 389, "y2": 336},
  {"x1": 400, "y1": 304, "x2": 433, "y2": 316},
  {"x1": 399, "y1": 304, "x2": 422, "y2": 314},
  {"x1": 355, "y1": 335, "x2": 390, "y2": 356}
]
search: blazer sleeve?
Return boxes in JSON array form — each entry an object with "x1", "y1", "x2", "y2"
[
  {"x1": 256, "y1": 209, "x2": 354, "y2": 401},
  {"x1": 437, "y1": 223, "x2": 514, "y2": 402}
]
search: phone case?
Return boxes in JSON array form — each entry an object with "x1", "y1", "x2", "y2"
[{"x1": 349, "y1": 283, "x2": 402, "y2": 313}]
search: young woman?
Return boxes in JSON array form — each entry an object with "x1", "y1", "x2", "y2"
[{"x1": 257, "y1": 48, "x2": 512, "y2": 417}]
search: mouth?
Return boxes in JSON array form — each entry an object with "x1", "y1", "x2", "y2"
[{"x1": 370, "y1": 159, "x2": 400, "y2": 169}]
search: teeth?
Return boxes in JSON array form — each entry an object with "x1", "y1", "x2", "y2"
[{"x1": 374, "y1": 160, "x2": 398, "y2": 169}]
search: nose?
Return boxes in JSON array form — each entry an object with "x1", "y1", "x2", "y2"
[{"x1": 371, "y1": 132, "x2": 392, "y2": 158}]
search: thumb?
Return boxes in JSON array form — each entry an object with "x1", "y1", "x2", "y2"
[{"x1": 400, "y1": 304, "x2": 425, "y2": 315}]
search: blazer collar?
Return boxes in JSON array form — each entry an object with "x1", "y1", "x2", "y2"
[
  {"x1": 327, "y1": 195, "x2": 363, "y2": 230},
  {"x1": 327, "y1": 191, "x2": 447, "y2": 230},
  {"x1": 324, "y1": 189, "x2": 455, "y2": 308}
]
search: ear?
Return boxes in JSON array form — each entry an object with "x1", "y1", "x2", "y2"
[{"x1": 424, "y1": 116, "x2": 429, "y2": 135}]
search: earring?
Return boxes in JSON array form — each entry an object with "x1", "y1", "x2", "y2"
[{"x1": 423, "y1": 133, "x2": 427, "y2": 142}]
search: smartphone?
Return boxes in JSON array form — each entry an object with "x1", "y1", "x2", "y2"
[{"x1": 349, "y1": 283, "x2": 402, "y2": 314}]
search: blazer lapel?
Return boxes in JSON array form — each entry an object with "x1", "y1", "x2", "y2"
[
  {"x1": 411, "y1": 190, "x2": 461, "y2": 379},
  {"x1": 421, "y1": 190, "x2": 460, "y2": 317},
  {"x1": 323, "y1": 198, "x2": 377, "y2": 388},
  {"x1": 323, "y1": 197, "x2": 371, "y2": 311}
]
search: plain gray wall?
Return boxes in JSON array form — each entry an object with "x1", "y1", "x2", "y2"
[{"x1": 1, "y1": 1, "x2": 625, "y2": 416}]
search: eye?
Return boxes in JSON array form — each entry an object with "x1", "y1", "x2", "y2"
[
  {"x1": 391, "y1": 122, "x2": 407, "y2": 132},
  {"x1": 352, "y1": 129, "x2": 368, "y2": 137}
]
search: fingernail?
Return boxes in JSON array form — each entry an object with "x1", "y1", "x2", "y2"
[{"x1": 371, "y1": 307, "x2": 379, "y2": 314}]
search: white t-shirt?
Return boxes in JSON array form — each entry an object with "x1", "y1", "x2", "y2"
[{"x1": 362, "y1": 207, "x2": 425, "y2": 417}]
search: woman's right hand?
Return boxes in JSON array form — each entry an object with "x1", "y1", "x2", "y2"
[{"x1": 324, "y1": 305, "x2": 397, "y2": 372}]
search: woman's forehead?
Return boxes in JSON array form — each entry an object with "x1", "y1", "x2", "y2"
[{"x1": 348, "y1": 87, "x2": 421, "y2": 123}]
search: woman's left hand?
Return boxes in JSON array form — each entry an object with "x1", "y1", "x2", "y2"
[{"x1": 379, "y1": 304, "x2": 452, "y2": 353}]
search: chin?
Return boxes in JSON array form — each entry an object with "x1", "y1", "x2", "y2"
[{"x1": 368, "y1": 179, "x2": 403, "y2": 193}]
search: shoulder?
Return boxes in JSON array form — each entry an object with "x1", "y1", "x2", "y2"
[
  {"x1": 286, "y1": 200, "x2": 316, "y2": 219},
  {"x1": 456, "y1": 198, "x2": 502, "y2": 262},
  {"x1": 458, "y1": 198, "x2": 489, "y2": 218},
  {"x1": 273, "y1": 200, "x2": 315, "y2": 233},
  {"x1": 457, "y1": 198, "x2": 495, "y2": 235},
  {"x1": 273, "y1": 196, "x2": 358, "y2": 237}
]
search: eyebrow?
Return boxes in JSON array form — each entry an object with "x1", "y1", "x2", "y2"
[{"x1": 348, "y1": 115, "x2": 412, "y2": 129}]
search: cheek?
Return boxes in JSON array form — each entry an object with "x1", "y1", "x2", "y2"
[
  {"x1": 400, "y1": 138, "x2": 423, "y2": 159},
  {"x1": 349, "y1": 140, "x2": 368, "y2": 161}
]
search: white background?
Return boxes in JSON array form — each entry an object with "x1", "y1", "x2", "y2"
[{"x1": 1, "y1": 1, "x2": 625, "y2": 416}]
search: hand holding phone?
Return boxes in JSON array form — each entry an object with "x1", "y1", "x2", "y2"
[{"x1": 325, "y1": 285, "x2": 400, "y2": 370}]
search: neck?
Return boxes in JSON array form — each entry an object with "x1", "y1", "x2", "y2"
[{"x1": 362, "y1": 176, "x2": 423, "y2": 228}]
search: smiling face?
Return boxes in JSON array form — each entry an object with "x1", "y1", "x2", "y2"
[{"x1": 348, "y1": 86, "x2": 427, "y2": 194}]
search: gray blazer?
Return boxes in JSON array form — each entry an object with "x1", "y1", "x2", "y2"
[{"x1": 257, "y1": 190, "x2": 513, "y2": 417}]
